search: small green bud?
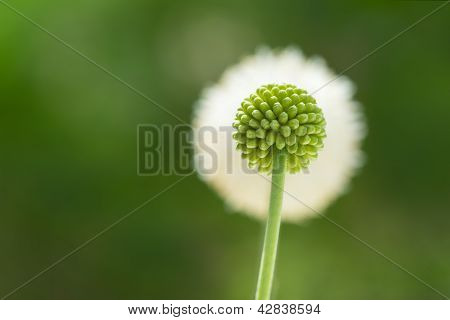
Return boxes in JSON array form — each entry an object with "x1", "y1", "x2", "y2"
[
  {"x1": 265, "y1": 110, "x2": 276, "y2": 121},
  {"x1": 286, "y1": 134, "x2": 297, "y2": 146},
  {"x1": 297, "y1": 114, "x2": 308, "y2": 124},
  {"x1": 260, "y1": 119, "x2": 270, "y2": 129},
  {"x1": 255, "y1": 128, "x2": 266, "y2": 139},
  {"x1": 252, "y1": 110, "x2": 264, "y2": 120},
  {"x1": 270, "y1": 120, "x2": 280, "y2": 131},
  {"x1": 287, "y1": 143, "x2": 298, "y2": 154},
  {"x1": 280, "y1": 125, "x2": 291, "y2": 138},
  {"x1": 273, "y1": 103, "x2": 283, "y2": 116},
  {"x1": 278, "y1": 90, "x2": 288, "y2": 99},
  {"x1": 246, "y1": 129, "x2": 256, "y2": 139},
  {"x1": 288, "y1": 119, "x2": 299, "y2": 130},
  {"x1": 295, "y1": 126, "x2": 307, "y2": 136},
  {"x1": 266, "y1": 130, "x2": 276, "y2": 145},
  {"x1": 247, "y1": 138, "x2": 257, "y2": 148},
  {"x1": 249, "y1": 119, "x2": 260, "y2": 129},
  {"x1": 287, "y1": 106, "x2": 298, "y2": 118},
  {"x1": 291, "y1": 93, "x2": 300, "y2": 104},
  {"x1": 297, "y1": 102, "x2": 306, "y2": 113},
  {"x1": 275, "y1": 133, "x2": 286, "y2": 150},
  {"x1": 299, "y1": 135, "x2": 311, "y2": 145},
  {"x1": 309, "y1": 135, "x2": 319, "y2": 146},
  {"x1": 238, "y1": 124, "x2": 248, "y2": 133},
  {"x1": 240, "y1": 115, "x2": 250, "y2": 124},
  {"x1": 259, "y1": 140, "x2": 270, "y2": 151},
  {"x1": 281, "y1": 97, "x2": 292, "y2": 108},
  {"x1": 259, "y1": 102, "x2": 270, "y2": 112},
  {"x1": 278, "y1": 112, "x2": 288, "y2": 125}
]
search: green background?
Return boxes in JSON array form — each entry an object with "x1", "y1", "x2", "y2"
[{"x1": 1, "y1": 0, "x2": 449, "y2": 299}]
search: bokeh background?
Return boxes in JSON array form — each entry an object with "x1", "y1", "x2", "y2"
[{"x1": 1, "y1": 0, "x2": 449, "y2": 299}]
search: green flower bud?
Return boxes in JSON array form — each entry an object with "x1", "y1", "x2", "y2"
[
  {"x1": 276, "y1": 133, "x2": 286, "y2": 150},
  {"x1": 249, "y1": 119, "x2": 260, "y2": 129},
  {"x1": 278, "y1": 112, "x2": 289, "y2": 125},
  {"x1": 273, "y1": 103, "x2": 283, "y2": 116},
  {"x1": 246, "y1": 129, "x2": 256, "y2": 139},
  {"x1": 266, "y1": 130, "x2": 276, "y2": 145},
  {"x1": 295, "y1": 126, "x2": 307, "y2": 136},
  {"x1": 287, "y1": 106, "x2": 298, "y2": 118},
  {"x1": 270, "y1": 120, "x2": 280, "y2": 131},
  {"x1": 280, "y1": 125, "x2": 291, "y2": 138},
  {"x1": 232, "y1": 83, "x2": 326, "y2": 173},
  {"x1": 265, "y1": 110, "x2": 276, "y2": 121},
  {"x1": 288, "y1": 119, "x2": 299, "y2": 130},
  {"x1": 255, "y1": 128, "x2": 266, "y2": 139},
  {"x1": 252, "y1": 110, "x2": 264, "y2": 121},
  {"x1": 260, "y1": 119, "x2": 270, "y2": 129}
]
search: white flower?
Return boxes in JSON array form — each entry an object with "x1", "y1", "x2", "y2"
[{"x1": 193, "y1": 47, "x2": 366, "y2": 222}]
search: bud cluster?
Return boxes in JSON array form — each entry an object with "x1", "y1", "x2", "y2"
[{"x1": 232, "y1": 83, "x2": 326, "y2": 173}]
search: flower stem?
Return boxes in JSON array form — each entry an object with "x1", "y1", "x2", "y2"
[{"x1": 255, "y1": 149, "x2": 287, "y2": 300}]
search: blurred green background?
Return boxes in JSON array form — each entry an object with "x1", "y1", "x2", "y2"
[{"x1": 1, "y1": 0, "x2": 449, "y2": 299}]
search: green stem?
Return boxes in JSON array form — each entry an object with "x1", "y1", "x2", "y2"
[{"x1": 255, "y1": 149, "x2": 287, "y2": 300}]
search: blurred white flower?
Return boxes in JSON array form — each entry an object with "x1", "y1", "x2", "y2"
[{"x1": 193, "y1": 47, "x2": 366, "y2": 222}]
